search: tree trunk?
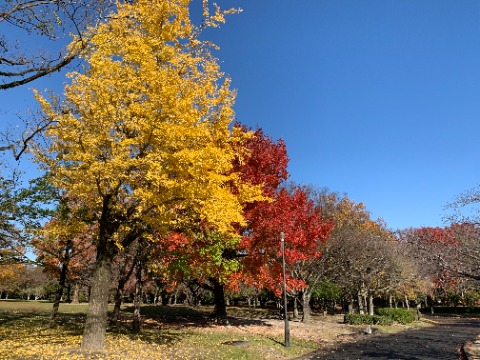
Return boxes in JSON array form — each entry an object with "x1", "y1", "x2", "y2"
[
  {"x1": 388, "y1": 294, "x2": 393, "y2": 308},
  {"x1": 81, "y1": 232, "x2": 117, "y2": 351},
  {"x1": 368, "y1": 294, "x2": 374, "y2": 315},
  {"x1": 66, "y1": 284, "x2": 71, "y2": 302},
  {"x1": 112, "y1": 258, "x2": 135, "y2": 324},
  {"x1": 211, "y1": 278, "x2": 227, "y2": 321},
  {"x1": 112, "y1": 287, "x2": 123, "y2": 324},
  {"x1": 72, "y1": 282, "x2": 80, "y2": 304},
  {"x1": 293, "y1": 297, "x2": 299, "y2": 320},
  {"x1": 357, "y1": 292, "x2": 365, "y2": 314},
  {"x1": 50, "y1": 239, "x2": 72, "y2": 328},
  {"x1": 302, "y1": 292, "x2": 312, "y2": 323},
  {"x1": 404, "y1": 294, "x2": 410, "y2": 310},
  {"x1": 132, "y1": 255, "x2": 143, "y2": 333}
]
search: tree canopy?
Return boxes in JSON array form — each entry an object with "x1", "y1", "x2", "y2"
[{"x1": 33, "y1": 0, "x2": 260, "y2": 351}]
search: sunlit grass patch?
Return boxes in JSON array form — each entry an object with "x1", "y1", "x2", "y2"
[
  {"x1": 0, "y1": 301, "x2": 319, "y2": 359},
  {"x1": 1, "y1": 323, "x2": 316, "y2": 360}
]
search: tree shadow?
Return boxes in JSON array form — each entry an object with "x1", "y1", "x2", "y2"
[
  {"x1": 122, "y1": 304, "x2": 273, "y2": 329},
  {"x1": 0, "y1": 304, "x2": 278, "y2": 349}
]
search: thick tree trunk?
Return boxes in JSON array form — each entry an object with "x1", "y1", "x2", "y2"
[
  {"x1": 388, "y1": 294, "x2": 393, "y2": 308},
  {"x1": 302, "y1": 292, "x2": 312, "y2": 323},
  {"x1": 81, "y1": 234, "x2": 117, "y2": 351},
  {"x1": 211, "y1": 278, "x2": 227, "y2": 321}
]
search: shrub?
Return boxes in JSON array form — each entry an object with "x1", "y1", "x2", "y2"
[
  {"x1": 344, "y1": 314, "x2": 373, "y2": 325},
  {"x1": 372, "y1": 315, "x2": 394, "y2": 326},
  {"x1": 375, "y1": 308, "x2": 416, "y2": 324},
  {"x1": 343, "y1": 314, "x2": 393, "y2": 326}
]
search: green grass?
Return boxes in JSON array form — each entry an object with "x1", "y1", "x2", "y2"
[{"x1": 0, "y1": 300, "x2": 318, "y2": 360}]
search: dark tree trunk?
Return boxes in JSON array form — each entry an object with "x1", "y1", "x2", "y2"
[
  {"x1": 112, "y1": 255, "x2": 136, "y2": 324},
  {"x1": 112, "y1": 288, "x2": 124, "y2": 324},
  {"x1": 66, "y1": 284, "x2": 71, "y2": 302},
  {"x1": 211, "y1": 278, "x2": 227, "y2": 321},
  {"x1": 50, "y1": 239, "x2": 72, "y2": 328},
  {"x1": 132, "y1": 254, "x2": 143, "y2": 333}
]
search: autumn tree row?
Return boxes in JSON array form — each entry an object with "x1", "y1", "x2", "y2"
[
  {"x1": 2, "y1": 0, "x2": 480, "y2": 354},
  {"x1": 0, "y1": 0, "x2": 337, "y2": 351}
]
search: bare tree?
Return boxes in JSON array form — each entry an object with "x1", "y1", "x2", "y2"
[{"x1": 0, "y1": 0, "x2": 115, "y2": 90}]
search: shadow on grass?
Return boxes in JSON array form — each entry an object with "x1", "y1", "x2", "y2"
[
  {"x1": 122, "y1": 304, "x2": 274, "y2": 328},
  {"x1": 0, "y1": 311, "x2": 86, "y2": 335},
  {"x1": 1, "y1": 302, "x2": 276, "y2": 349}
]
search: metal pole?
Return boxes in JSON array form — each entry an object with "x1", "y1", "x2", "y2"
[{"x1": 280, "y1": 232, "x2": 290, "y2": 348}]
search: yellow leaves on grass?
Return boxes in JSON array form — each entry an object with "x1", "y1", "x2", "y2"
[
  {"x1": 0, "y1": 327, "x2": 170, "y2": 360},
  {"x1": 0, "y1": 320, "x2": 244, "y2": 360}
]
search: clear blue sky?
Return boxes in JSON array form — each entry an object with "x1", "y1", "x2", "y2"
[
  {"x1": 201, "y1": 0, "x2": 480, "y2": 230},
  {"x1": 2, "y1": 0, "x2": 480, "y2": 230}
]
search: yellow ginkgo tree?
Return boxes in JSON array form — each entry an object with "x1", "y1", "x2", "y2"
[{"x1": 33, "y1": 0, "x2": 263, "y2": 351}]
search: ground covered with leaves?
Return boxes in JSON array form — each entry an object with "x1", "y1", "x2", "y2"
[{"x1": 0, "y1": 301, "x2": 426, "y2": 359}]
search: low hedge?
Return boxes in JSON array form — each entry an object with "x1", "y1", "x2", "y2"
[
  {"x1": 343, "y1": 314, "x2": 393, "y2": 326},
  {"x1": 375, "y1": 308, "x2": 416, "y2": 324},
  {"x1": 344, "y1": 308, "x2": 416, "y2": 325}
]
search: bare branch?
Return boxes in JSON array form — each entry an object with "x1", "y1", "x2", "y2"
[{"x1": 0, "y1": 0, "x2": 115, "y2": 89}]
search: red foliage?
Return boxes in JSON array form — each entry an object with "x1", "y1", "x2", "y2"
[
  {"x1": 151, "y1": 126, "x2": 333, "y2": 298},
  {"x1": 236, "y1": 187, "x2": 334, "y2": 296},
  {"x1": 412, "y1": 226, "x2": 459, "y2": 246},
  {"x1": 232, "y1": 123, "x2": 289, "y2": 197}
]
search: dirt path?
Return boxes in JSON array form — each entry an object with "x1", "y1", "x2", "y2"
[{"x1": 297, "y1": 316, "x2": 480, "y2": 360}]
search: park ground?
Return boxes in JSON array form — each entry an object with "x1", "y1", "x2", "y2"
[{"x1": 0, "y1": 300, "x2": 441, "y2": 360}]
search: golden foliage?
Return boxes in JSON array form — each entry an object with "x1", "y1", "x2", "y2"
[{"x1": 33, "y1": 0, "x2": 264, "y2": 239}]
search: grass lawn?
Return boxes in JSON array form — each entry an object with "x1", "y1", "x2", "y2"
[{"x1": 0, "y1": 300, "x2": 321, "y2": 360}]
